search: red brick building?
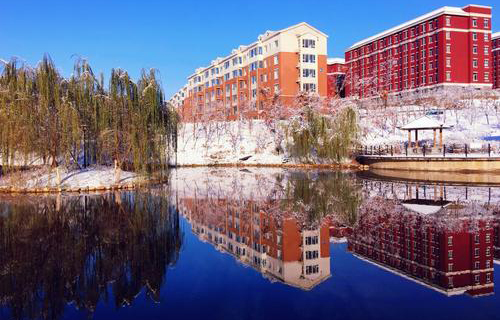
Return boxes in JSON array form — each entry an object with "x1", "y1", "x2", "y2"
[
  {"x1": 345, "y1": 5, "x2": 493, "y2": 98},
  {"x1": 493, "y1": 32, "x2": 500, "y2": 89},
  {"x1": 327, "y1": 58, "x2": 347, "y2": 98},
  {"x1": 348, "y1": 198, "x2": 494, "y2": 297}
]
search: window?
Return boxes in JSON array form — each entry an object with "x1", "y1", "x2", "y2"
[
  {"x1": 448, "y1": 250, "x2": 453, "y2": 260},
  {"x1": 475, "y1": 274, "x2": 480, "y2": 284},
  {"x1": 473, "y1": 59, "x2": 478, "y2": 67},
  {"x1": 475, "y1": 247, "x2": 480, "y2": 257},
  {"x1": 302, "y1": 39, "x2": 316, "y2": 48},
  {"x1": 475, "y1": 261, "x2": 480, "y2": 269},
  {"x1": 446, "y1": 31, "x2": 451, "y2": 40},
  {"x1": 484, "y1": 19, "x2": 489, "y2": 28},
  {"x1": 274, "y1": 84, "x2": 279, "y2": 92},
  {"x1": 472, "y1": 19, "x2": 477, "y2": 27},
  {"x1": 487, "y1": 273, "x2": 491, "y2": 283},
  {"x1": 273, "y1": 55, "x2": 279, "y2": 65},
  {"x1": 446, "y1": 58, "x2": 451, "y2": 67},
  {"x1": 446, "y1": 16, "x2": 451, "y2": 26},
  {"x1": 306, "y1": 250, "x2": 319, "y2": 260},
  {"x1": 446, "y1": 71, "x2": 451, "y2": 81},
  {"x1": 446, "y1": 45, "x2": 451, "y2": 53},
  {"x1": 475, "y1": 234, "x2": 480, "y2": 244},
  {"x1": 303, "y1": 83, "x2": 316, "y2": 92},
  {"x1": 305, "y1": 236, "x2": 318, "y2": 245},
  {"x1": 472, "y1": 32, "x2": 477, "y2": 41},
  {"x1": 302, "y1": 54, "x2": 316, "y2": 63},
  {"x1": 484, "y1": 33, "x2": 489, "y2": 41},
  {"x1": 448, "y1": 236, "x2": 453, "y2": 246},
  {"x1": 306, "y1": 265, "x2": 319, "y2": 275},
  {"x1": 473, "y1": 72, "x2": 478, "y2": 81},
  {"x1": 473, "y1": 46, "x2": 478, "y2": 54},
  {"x1": 448, "y1": 263, "x2": 453, "y2": 272},
  {"x1": 484, "y1": 46, "x2": 489, "y2": 54},
  {"x1": 486, "y1": 247, "x2": 491, "y2": 256},
  {"x1": 274, "y1": 69, "x2": 279, "y2": 80},
  {"x1": 486, "y1": 234, "x2": 491, "y2": 243},
  {"x1": 302, "y1": 69, "x2": 316, "y2": 78}
]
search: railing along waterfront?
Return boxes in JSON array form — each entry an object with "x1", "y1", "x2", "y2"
[{"x1": 355, "y1": 142, "x2": 500, "y2": 158}]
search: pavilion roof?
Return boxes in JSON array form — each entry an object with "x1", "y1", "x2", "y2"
[
  {"x1": 402, "y1": 199, "x2": 452, "y2": 215},
  {"x1": 399, "y1": 116, "x2": 452, "y2": 130}
]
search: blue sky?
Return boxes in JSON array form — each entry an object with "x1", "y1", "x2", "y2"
[{"x1": 0, "y1": 0, "x2": 497, "y2": 98}]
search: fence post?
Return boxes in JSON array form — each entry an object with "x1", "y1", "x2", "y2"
[
  {"x1": 391, "y1": 145, "x2": 393, "y2": 156},
  {"x1": 465, "y1": 144, "x2": 468, "y2": 158},
  {"x1": 488, "y1": 144, "x2": 491, "y2": 157},
  {"x1": 443, "y1": 144, "x2": 446, "y2": 157}
]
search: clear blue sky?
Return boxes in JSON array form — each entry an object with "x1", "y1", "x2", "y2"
[{"x1": 0, "y1": 0, "x2": 497, "y2": 98}]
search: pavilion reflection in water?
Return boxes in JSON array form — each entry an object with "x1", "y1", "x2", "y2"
[
  {"x1": 177, "y1": 196, "x2": 331, "y2": 290},
  {"x1": 345, "y1": 180, "x2": 498, "y2": 297}
]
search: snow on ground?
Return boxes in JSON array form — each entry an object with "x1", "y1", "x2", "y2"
[
  {"x1": 359, "y1": 104, "x2": 500, "y2": 150},
  {"x1": 0, "y1": 166, "x2": 139, "y2": 189},
  {"x1": 175, "y1": 120, "x2": 287, "y2": 166}
]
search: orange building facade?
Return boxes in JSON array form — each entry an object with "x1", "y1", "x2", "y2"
[{"x1": 169, "y1": 23, "x2": 328, "y2": 122}]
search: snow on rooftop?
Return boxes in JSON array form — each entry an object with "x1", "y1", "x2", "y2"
[
  {"x1": 402, "y1": 200, "x2": 452, "y2": 215},
  {"x1": 402, "y1": 203, "x2": 445, "y2": 215},
  {"x1": 493, "y1": 32, "x2": 500, "y2": 39},
  {"x1": 346, "y1": 5, "x2": 488, "y2": 51},
  {"x1": 400, "y1": 116, "x2": 451, "y2": 130},
  {"x1": 327, "y1": 57, "x2": 345, "y2": 65}
]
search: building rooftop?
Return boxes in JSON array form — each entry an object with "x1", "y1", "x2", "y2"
[
  {"x1": 187, "y1": 22, "x2": 327, "y2": 79},
  {"x1": 493, "y1": 31, "x2": 500, "y2": 40},
  {"x1": 347, "y1": 5, "x2": 491, "y2": 51},
  {"x1": 327, "y1": 57, "x2": 345, "y2": 64},
  {"x1": 400, "y1": 116, "x2": 452, "y2": 130}
]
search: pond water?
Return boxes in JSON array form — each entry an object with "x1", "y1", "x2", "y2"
[{"x1": 0, "y1": 168, "x2": 499, "y2": 320}]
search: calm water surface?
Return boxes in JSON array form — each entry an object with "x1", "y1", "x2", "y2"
[{"x1": 0, "y1": 168, "x2": 499, "y2": 320}]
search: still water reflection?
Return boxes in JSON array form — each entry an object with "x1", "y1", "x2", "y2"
[{"x1": 0, "y1": 168, "x2": 499, "y2": 319}]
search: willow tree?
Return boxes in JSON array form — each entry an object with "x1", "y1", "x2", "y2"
[
  {"x1": 286, "y1": 104, "x2": 359, "y2": 163},
  {"x1": 0, "y1": 54, "x2": 179, "y2": 177}
]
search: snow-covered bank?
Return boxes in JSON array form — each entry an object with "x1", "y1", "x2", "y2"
[
  {"x1": 175, "y1": 120, "x2": 285, "y2": 166},
  {"x1": 175, "y1": 119, "x2": 357, "y2": 166},
  {"x1": 0, "y1": 166, "x2": 140, "y2": 190}
]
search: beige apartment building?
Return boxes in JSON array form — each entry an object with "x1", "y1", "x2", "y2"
[{"x1": 170, "y1": 22, "x2": 328, "y2": 122}]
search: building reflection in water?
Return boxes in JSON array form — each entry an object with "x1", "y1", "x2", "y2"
[
  {"x1": 179, "y1": 197, "x2": 331, "y2": 290},
  {"x1": 345, "y1": 180, "x2": 499, "y2": 297}
]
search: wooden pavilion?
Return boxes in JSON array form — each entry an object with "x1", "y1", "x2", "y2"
[{"x1": 399, "y1": 116, "x2": 452, "y2": 150}]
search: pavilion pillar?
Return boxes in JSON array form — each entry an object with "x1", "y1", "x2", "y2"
[
  {"x1": 415, "y1": 130, "x2": 419, "y2": 148},
  {"x1": 433, "y1": 129, "x2": 437, "y2": 148},
  {"x1": 439, "y1": 128, "x2": 443, "y2": 148},
  {"x1": 408, "y1": 130, "x2": 412, "y2": 148}
]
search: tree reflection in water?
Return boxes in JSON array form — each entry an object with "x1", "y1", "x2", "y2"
[{"x1": 0, "y1": 191, "x2": 183, "y2": 320}]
